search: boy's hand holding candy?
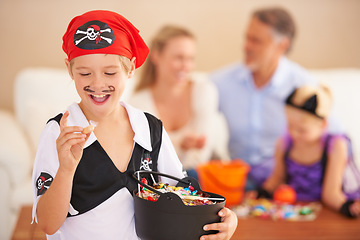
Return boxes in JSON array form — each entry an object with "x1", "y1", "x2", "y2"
[{"x1": 56, "y1": 111, "x2": 92, "y2": 173}]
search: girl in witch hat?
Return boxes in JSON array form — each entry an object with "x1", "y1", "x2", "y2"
[{"x1": 256, "y1": 84, "x2": 360, "y2": 217}]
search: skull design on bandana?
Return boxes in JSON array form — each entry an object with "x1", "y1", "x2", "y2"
[{"x1": 74, "y1": 20, "x2": 115, "y2": 50}]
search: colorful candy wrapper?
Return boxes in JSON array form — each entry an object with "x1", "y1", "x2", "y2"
[{"x1": 136, "y1": 178, "x2": 222, "y2": 206}]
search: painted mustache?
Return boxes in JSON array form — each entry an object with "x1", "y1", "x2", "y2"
[{"x1": 83, "y1": 86, "x2": 115, "y2": 93}]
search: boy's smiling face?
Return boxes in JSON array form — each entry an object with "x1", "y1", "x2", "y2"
[{"x1": 66, "y1": 54, "x2": 134, "y2": 120}]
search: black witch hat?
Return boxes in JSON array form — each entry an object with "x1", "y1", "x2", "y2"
[{"x1": 285, "y1": 88, "x2": 324, "y2": 119}]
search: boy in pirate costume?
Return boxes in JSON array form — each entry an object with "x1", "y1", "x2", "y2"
[{"x1": 31, "y1": 10, "x2": 237, "y2": 239}]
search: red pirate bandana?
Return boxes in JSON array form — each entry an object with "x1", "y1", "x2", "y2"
[{"x1": 62, "y1": 10, "x2": 149, "y2": 68}]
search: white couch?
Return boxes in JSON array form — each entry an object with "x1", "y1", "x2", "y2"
[
  {"x1": 0, "y1": 68, "x2": 80, "y2": 240},
  {"x1": 1, "y1": 67, "x2": 360, "y2": 240}
]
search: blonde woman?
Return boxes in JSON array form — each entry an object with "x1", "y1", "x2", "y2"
[
  {"x1": 128, "y1": 25, "x2": 229, "y2": 178},
  {"x1": 256, "y1": 85, "x2": 360, "y2": 217}
]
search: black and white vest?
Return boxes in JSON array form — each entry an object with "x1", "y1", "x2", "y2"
[{"x1": 48, "y1": 112, "x2": 162, "y2": 217}]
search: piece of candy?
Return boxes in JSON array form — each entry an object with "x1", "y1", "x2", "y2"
[
  {"x1": 141, "y1": 178, "x2": 148, "y2": 185},
  {"x1": 82, "y1": 125, "x2": 94, "y2": 134},
  {"x1": 273, "y1": 184, "x2": 297, "y2": 204},
  {"x1": 299, "y1": 206, "x2": 312, "y2": 215},
  {"x1": 147, "y1": 196, "x2": 157, "y2": 202}
]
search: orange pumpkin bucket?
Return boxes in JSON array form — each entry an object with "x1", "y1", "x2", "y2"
[{"x1": 197, "y1": 159, "x2": 250, "y2": 207}]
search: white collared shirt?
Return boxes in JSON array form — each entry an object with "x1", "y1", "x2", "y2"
[{"x1": 32, "y1": 102, "x2": 184, "y2": 240}]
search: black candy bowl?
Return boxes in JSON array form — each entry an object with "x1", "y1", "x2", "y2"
[{"x1": 132, "y1": 170, "x2": 226, "y2": 240}]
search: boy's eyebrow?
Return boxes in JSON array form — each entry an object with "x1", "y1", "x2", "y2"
[
  {"x1": 74, "y1": 65, "x2": 121, "y2": 70},
  {"x1": 74, "y1": 66, "x2": 90, "y2": 71},
  {"x1": 103, "y1": 65, "x2": 121, "y2": 69}
]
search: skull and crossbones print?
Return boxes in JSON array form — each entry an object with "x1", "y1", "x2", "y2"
[
  {"x1": 73, "y1": 20, "x2": 115, "y2": 49},
  {"x1": 75, "y1": 25, "x2": 113, "y2": 45},
  {"x1": 140, "y1": 153, "x2": 153, "y2": 171},
  {"x1": 36, "y1": 172, "x2": 53, "y2": 196}
]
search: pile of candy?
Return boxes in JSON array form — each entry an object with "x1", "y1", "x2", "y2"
[
  {"x1": 136, "y1": 178, "x2": 221, "y2": 206},
  {"x1": 232, "y1": 198, "x2": 321, "y2": 221}
]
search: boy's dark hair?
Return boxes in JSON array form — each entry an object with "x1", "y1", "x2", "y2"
[{"x1": 253, "y1": 7, "x2": 296, "y2": 53}]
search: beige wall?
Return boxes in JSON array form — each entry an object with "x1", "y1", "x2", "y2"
[{"x1": 1, "y1": 0, "x2": 359, "y2": 112}]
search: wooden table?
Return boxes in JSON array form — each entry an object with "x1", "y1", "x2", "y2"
[
  {"x1": 11, "y1": 206, "x2": 45, "y2": 240},
  {"x1": 232, "y1": 206, "x2": 360, "y2": 240},
  {"x1": 12, "y1": 205, "x2": 360, "y2": 240}
]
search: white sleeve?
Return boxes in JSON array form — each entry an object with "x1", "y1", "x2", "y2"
[
  {"x1": 157, "y1": 127, "x2": 186, "y2": 185},
  {"x1": 31, "y1": 120, "x2": 61, "y2": 223}
]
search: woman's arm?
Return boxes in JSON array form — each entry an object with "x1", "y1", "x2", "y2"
[{"x1": 181, "y1": 77, "x2": 222, "y2": 166}]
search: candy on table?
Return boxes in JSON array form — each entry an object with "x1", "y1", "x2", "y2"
[
  {"x1": 252, "y1": 205, "x2": 266, "y2": 217},
  {"x1": 232, "y1": 205, "x2": 250, "y2": 218},
  {"x1": 299, "y1": 206, "x2": 312, "y2": 215},
  {"x1": 280, "y1": 205, "x2": 297, "y2": 220},
  {"x1": 232, "y1": 198, "x2": 321, "y2": 221}
]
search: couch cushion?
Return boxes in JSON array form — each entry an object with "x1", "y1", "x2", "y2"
[
  {"x1": 0, "y1": 110, "x2": 32, "y2": 186},
  {"x1": 14, "y1": 68, "x2": 80, "y2": 153}
]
